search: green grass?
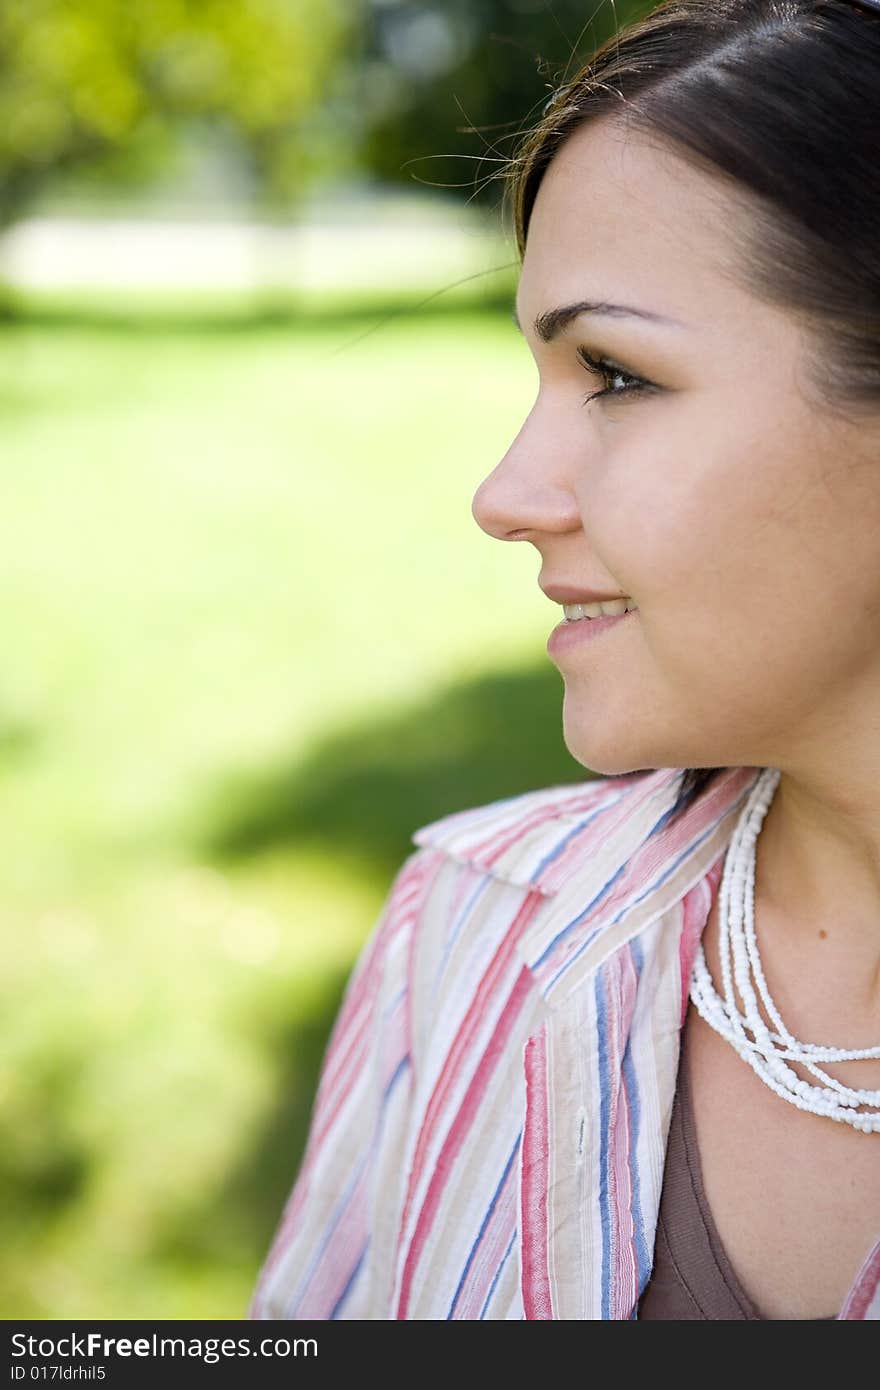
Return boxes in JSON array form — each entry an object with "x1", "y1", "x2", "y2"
[{"x1": 0, "y1": 292, "x2": 588, "y2": 1318}]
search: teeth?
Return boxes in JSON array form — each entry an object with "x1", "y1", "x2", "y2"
[{"x1": 563, "y1": 599, "x2": 638, "y2": 621}]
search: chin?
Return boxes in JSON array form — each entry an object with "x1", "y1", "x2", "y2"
[
  {"x1": 560, "y1": 682, "x2": 695, "y2": 777},
  {"x1": 561, "y1": 726, "x2": 655, "y2": 779}
]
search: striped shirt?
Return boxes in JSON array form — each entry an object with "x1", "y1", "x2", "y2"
[{"x1": 248, "y1": 764, "x2": 880, "y2": 1319}]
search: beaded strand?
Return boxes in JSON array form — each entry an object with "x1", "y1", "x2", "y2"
[{"x1": 688, "y1": 766, "x2": 880, "y2": 1133}]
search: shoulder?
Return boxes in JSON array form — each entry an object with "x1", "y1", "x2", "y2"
[
  {"x1": 408, "y1": 766, "x2": 680, "y2": 897},
  {"x1": 382, "y1": 767, "x2": 681, "y2": 1082},
  {"x1": 383, "y1": 762, "x2": 759, "y2": 1012}
]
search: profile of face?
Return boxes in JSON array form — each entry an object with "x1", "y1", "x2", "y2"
[{"x1": 472, "y1": 117, "x2": 880, "y2": 779}]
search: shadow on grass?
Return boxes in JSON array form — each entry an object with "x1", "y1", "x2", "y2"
[
  {"x1": 193, "y1": 655, "x2": 593, "y2": 890},
  {"x1": 147, "y1": 959, "x2": 352, "y2": 1285},
  {"x1": 0, "y1": 1050, "x2": 92, "y2": 1247}
]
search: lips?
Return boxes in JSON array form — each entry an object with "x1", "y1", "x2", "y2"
[
  {"x1": 540, "y1": 582, "x2": 634, "y2": 606},
  {"x1": 547, "y1": 604, "x2": 637, "y2": 658}
]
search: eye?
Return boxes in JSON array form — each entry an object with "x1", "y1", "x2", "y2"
[{"x1": 576, "y1": 345, "x2": 651, "y2": 405}]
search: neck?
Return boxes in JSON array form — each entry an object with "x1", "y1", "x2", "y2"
[{"x1": 755, "y1": 768, "x2": 880, "y2": 1009}]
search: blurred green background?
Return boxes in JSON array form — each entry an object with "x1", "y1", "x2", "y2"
[{"x1": 1, "y1": 0, "x2": 650, "y2": 1318}]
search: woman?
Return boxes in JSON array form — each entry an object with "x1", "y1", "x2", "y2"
[{"x1": 249, "y1": 0, "x2": 880, "y2": 1319}]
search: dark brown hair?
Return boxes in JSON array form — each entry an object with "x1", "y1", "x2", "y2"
[{"x1": 501, "y1": 0, "x2": 880, "y2": 824}]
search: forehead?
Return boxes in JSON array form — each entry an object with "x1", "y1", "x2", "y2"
[{"x1": 518, "y1": 117, "x2": 751, "y2": 330}]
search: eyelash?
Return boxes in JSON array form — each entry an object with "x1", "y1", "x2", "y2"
[{"x1": 576, "y1": 345, "x2": 650, "y2": 404}]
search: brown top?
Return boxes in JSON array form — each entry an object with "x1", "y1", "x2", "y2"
[{"x1": 637, "y1": 1013, "x2": 837, "y2": 1320}]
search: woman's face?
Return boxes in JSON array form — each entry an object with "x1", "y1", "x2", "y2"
[{"x1": 472, "y1": 117, "x2": 880, "y2": 778}]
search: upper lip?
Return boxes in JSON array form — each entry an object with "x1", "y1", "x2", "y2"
[{"x1": 540, "y1": 582, "x2": 634, "y2": 605}]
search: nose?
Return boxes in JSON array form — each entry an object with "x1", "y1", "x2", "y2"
[{"x1": 471, "y1": 415, "x2": 581, "y2": 542}]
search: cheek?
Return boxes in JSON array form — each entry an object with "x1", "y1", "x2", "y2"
[
  {"x1": 587, "y1": 459, "x2": 778, "y2": 713},
  {"x1": 599, "y1": 432, "x2": 789, "y2": 609},
  {"x1": 587, "y1": 465, "x2": 723, "y2": 607},
  {"x1": 614, "y1": 443, "x2": 877, "y2": 716}
]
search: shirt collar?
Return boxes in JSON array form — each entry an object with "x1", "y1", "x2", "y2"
[{"x1": 413, "y1": 764, "x2": 765, "y2": 1011}]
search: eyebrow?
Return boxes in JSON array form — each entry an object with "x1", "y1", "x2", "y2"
[{"x1": 512, "y1": 298, "x2": 685, "y2": 342}]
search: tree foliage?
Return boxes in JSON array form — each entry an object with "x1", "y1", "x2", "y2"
[
  {"x1": 0, "y1": 0, "x2": 355, "y2": 224},
  {"x1": 0, "y1": 1, "x2": 661, "y2": 227}
]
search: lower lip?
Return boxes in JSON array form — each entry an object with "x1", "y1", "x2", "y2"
[{"x1": 547, "y1": 609, "x2": 638, "y2": 657}]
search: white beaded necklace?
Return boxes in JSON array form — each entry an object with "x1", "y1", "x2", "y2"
[{"x1": 688, "y1": 766, "x2": 880, "y2": 1133}]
